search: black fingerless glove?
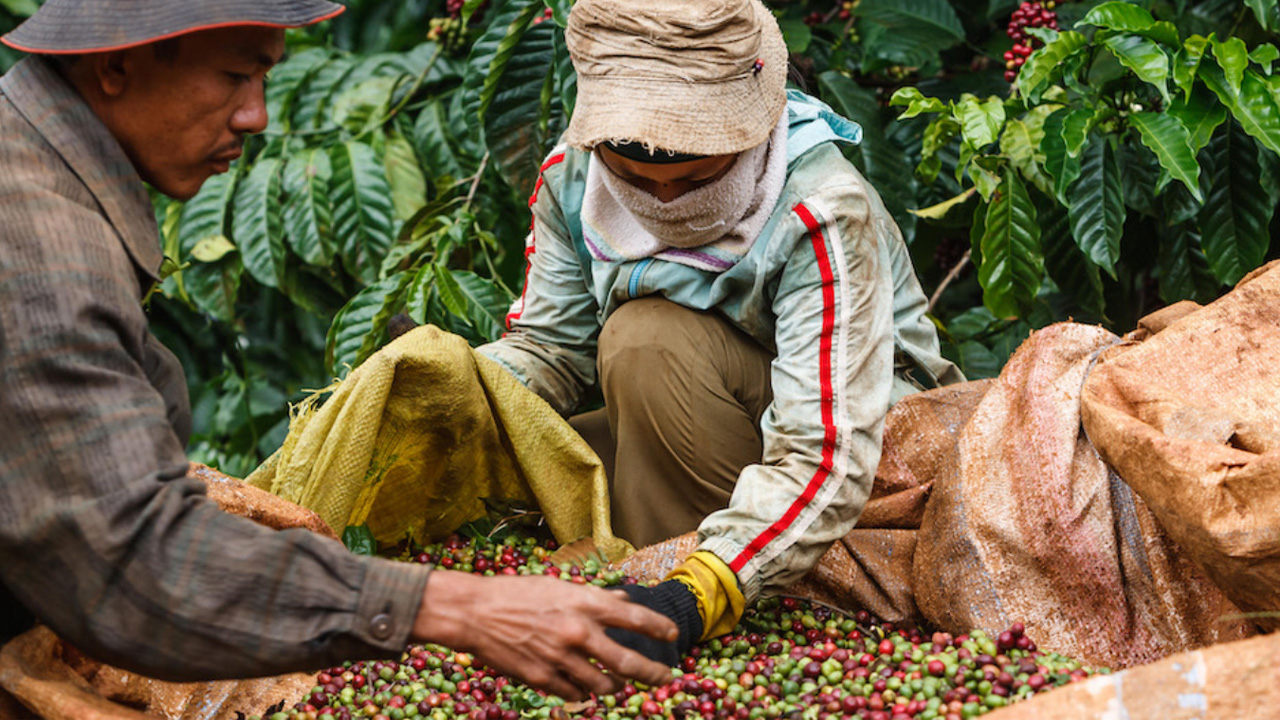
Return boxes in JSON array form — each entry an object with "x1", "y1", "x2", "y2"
[{"x1": 605, "y1": 580, "x2": 704, "y2": 666}]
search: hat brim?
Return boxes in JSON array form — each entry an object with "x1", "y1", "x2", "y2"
[
  {"x1": 562, "y1": 10, "x2": 788, "y2": 158},
  {"x1": 1, "y1": 0, "x2": 344, "y2": 54}
]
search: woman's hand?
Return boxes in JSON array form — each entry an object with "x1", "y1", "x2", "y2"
[{"x1": 411, "y1": 571, "x2": 676, "y2": 701}]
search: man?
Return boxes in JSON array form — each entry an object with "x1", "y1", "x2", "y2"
[{"x1": 0, "y1": 0, "x2": 674, "y2": 699}]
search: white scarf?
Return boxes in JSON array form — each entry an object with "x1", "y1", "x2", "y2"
[{"x1": 580, "y1": 113, "x2": 788, "y2": 272}]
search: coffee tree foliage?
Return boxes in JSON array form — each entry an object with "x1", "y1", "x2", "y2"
[{"x1": 2, "y1": 0, "x2": 1277, "y2": 473}]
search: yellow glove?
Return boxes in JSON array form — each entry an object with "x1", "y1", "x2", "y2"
[{"x1": 665, "y1": 551, "x2": 746, "y2": 641}]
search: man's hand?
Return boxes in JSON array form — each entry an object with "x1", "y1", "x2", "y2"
[{"x1": 411, "y1": 571, "x2": 676, "y2": 701}]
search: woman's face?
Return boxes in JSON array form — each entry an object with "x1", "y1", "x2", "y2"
[{"x1": 598, "y1": 145, "x2": 738, "y2": 203}]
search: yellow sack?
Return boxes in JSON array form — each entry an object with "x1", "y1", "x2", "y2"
[{"x1": 246, "y1": 325, "x2": 632, "y2": 560}]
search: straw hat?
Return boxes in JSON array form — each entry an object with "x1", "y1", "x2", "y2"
[
  {"x1": 564, "y1": 0, "x2": 788, "y2": 158},
  {"x1": 1, "y1": 0, "x2": 344, "y2": 54}
]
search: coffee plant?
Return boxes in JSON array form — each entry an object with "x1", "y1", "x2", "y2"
[
  {"x1": 891, "y1": 0, "x2": 1280, "y2": 339},
  {"x1": 240, "y1": 527, "x2": 1107, "y2": 720},
  {"x1": 1, "y1": 0, "x2": 1276, "y2": 471}
]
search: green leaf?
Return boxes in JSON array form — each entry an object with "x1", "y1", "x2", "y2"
[
  {"x1": 1067, "y1": 135, "x2": 1125, "y2": 279},
  {"x1": 330, "y1": 141, "x2": 396, "y2": 285},
  {"x1": 1129, "y1": 112, "x2": 1201, "y2": 201},
  {"x1": 1102, "y1": 34, "x2": 1171, "y2": 104},
  {"x1": 451, "y1": 270, "x2": 514, "y2": 342},
  {"x1": 858, "y1": 0, "x2": 963, "y2": 37},
  {"x1": 1077, "y1": 2, "x2": 1157, "y2": 31},
  {"x1": 1174, "y1": 35, "x2": 1209, "y2": 101},
  {"x1": 264, "y1": 47, "x2": 333, "y2": 134},
  {"x1": 292, "y1": 56, "x2": 359, "y2": 130},
  {"x1": 385, "y1": 130, "x2": 428, "y2": 222},
  {"x1": 1198, "y1": 121, "x2": 1274, "y2": 285},
  {"x1": 969, "y1": 156, "x2": 1002, "y2": 202},
  {"x1": 232, "y1": 158, "x2": 286, "y2": 288},
  {"x1": 955, "y1": 95, "x2": 1006, "y2": 149},
  {"x1": 1060, "y1": 108, "x2": 1093, "y2": 157},
  {"x1": 978, "y1": 171, "x2": 1043, "y2": 318},
  {"x1": 1040, "y1": 199, "x2": 1105, "y2": 321},
  {"x1": 857, "y1": 0, "x2": 965, "y2": 46},
  {"x1": 1019, "y1": 31, "x2": 1089, "y2": 102},
  {"x1": 1201, "y1": 63, "x2": 1280, "y2": 156},
  {"x1": 779, "y1": 18, "x2": 813, "y2": 54},
  {"x1": 325, "y1": 272, "x2": 414, "y2": 377},
  {"x1": 0, "y1": 0, "x2": 38, "y2": 18},
  {"x1": 432, "y1": 262, "x2": 468, "y2": 319},
  {"x1": 889, "y1": 87, "x2": 949, "y2": 119},
  {"x1": 1211, "y1": 36, "x2": 1249, "y2": 96},
  {"x1": 342, "y1": 525, "x2": 378, "y2": 556},
  {"x1": 332, "y1": 75, "x2": 399, "y2": 135},
  {"x1": 282, "y1": 148, "x2": 336, "y2": 267},
  {"x1": 1246, "y1": 0, "x2": 1279, "y2": 31},
  {"x1": 404, "y1": 264, "x2": 438, "y2": 326},
  {"x1": 191, "y1": 235, "x2": 237, "y2": 263},
  {"x1": 919, "y1": 115, "x2": 961, "y2": 182},
  {"x1": 1158, "y1": 221, "x2": 1220, "y2": 303},
  {"x1": 1002, "y1": 115, "x2": 1054, "y2": 197},
  {"x1": 1167, "y1": 85, "x2": 1229, "y2": 156},
  {"x1": 1041, "y1": 108, "x2": 1085, "y2": 205},
  {"x1": 174, "y1": 171, "x2": 243, "y2": 321},
  {"x1": 413, "y1": 98, "x2": 474, "y2": 182},
  {"x1": 483, "y1": 8, "x2": 563, "y2": 199},
  {"x1": 476, "y1": 2, "x2": 543, "y2": 124},
  {"x1": 1119, "y1": 141, "x2": 1161, "y2": 217},
  {"x1": 1251, "y1": 44, "x2": 1279, "y2": 74}
]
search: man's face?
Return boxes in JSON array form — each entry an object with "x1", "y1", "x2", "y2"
[{"x1": 101, "y1": 27, "x2": 285, "y2": 200}]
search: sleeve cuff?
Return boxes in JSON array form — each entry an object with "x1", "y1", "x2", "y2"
[{"x1": 350, "y1": 558, "x2": 431, "y2": 653}]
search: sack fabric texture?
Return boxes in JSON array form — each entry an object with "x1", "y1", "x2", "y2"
[{"x1": 245, "y1": 324, "x2": 632, "y2": 560}]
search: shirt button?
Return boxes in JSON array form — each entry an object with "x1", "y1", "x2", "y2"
[{"x1": 369, "y1": 613, "x2": 394, "y2": 641}]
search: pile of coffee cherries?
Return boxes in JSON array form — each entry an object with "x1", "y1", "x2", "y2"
[
  {"x1": 1003, "y1": 1, "x2": 1061, "y2": 82},
  {"x1": 243, "y1": 531, "x2": 1105, "y2": 720}
]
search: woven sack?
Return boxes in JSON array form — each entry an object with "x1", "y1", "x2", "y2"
[
  {"x1": 246, "y1": 324, "x2": 631, "y2": 560},
  {"x1": 0, "y1": 466, "x2": 329, "y2": 720},
  {"x1": 1080, "y1": 261, "x2": 1280, "y2": 632},
  {"x1": 912, "y1": 321, "x2": 1257, "y2": 670}
]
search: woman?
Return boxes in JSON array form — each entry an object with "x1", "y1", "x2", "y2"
[{"x1": 480, "y1": 0, "x2": 962, "y2": 660}]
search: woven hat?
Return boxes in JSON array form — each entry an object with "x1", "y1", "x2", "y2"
[
  {"x1": 564, "y1": 0, "x2": 788, "y2": 158},
  {"x1": 1, "y1": 0, "x2": 344, "y2": 54}
]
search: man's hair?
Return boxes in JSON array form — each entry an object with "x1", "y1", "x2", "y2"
[{"x1": 39, "y1": 36, "x2": 182, "y2": 72}]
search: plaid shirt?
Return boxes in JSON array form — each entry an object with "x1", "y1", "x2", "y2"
[{"x1": 0, "y1": 56, "x2": 429, "y2": 681}]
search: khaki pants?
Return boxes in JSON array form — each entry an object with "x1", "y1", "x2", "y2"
[{"x1": 570, "y1": 297, "x2": 774, "y2": 547}]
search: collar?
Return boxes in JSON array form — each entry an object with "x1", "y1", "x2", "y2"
[{"x1": 0, "y1": 57, "x2": 162, "y2": 282}]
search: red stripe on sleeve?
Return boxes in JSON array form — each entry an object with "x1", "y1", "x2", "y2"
[
  {"x1": 506, "y1": 153, "x2": 566, "y2": 330},
  {"x1": 730, "y1": 202, "x2": 840, "y2": 573}
]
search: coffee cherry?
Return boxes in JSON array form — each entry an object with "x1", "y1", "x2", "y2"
[{"x1": 246, "y1": 530, "x2": 1104, "y2": 720}]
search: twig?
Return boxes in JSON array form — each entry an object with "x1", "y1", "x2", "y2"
[
  {"x1": 928, "y1": 249, "x2": 971, "y2": 315},
  {"x1": 463, "y1": 152, "x2": 490, "y2": 212}
]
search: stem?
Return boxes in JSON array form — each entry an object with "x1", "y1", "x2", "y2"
[
  {"x1": 928, "y1": 249, "x2": 972, "y2": 315},
  {"x1": 463, "y1": 152, "x2": 490, "y2": 212}
]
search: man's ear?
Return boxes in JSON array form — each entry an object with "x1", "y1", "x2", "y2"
[{"x1": 88, "y1": 50, "x2": 130, "y2": 98}]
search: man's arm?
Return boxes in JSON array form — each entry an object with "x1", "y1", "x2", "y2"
[{"x1": 0, "y1": 196, "x2": 677, "y2": 687}]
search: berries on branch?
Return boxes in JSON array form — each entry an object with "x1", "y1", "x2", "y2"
[{"x1": 1004, "y1": 1, "x2": 1060, "y2": 83}]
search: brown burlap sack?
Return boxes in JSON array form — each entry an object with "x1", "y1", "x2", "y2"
[
  {"x1": 1081, "y1": 263, "x2": 1280, "y2": 633},
  {"x1": 0, "y1": 465, "x2": 331, "y2": 720},
  {"x1": 608, "y1": 381, "x2": 991, "y2": 623},
  {"x1": 912, "y1": 322, "x2": 1256, "y2": 670},
  {"x1": 986, "y1": 631, "x2": 1280, "y2": 720}
]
